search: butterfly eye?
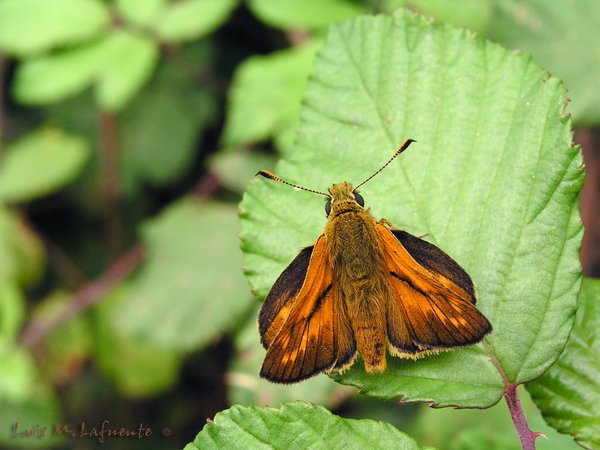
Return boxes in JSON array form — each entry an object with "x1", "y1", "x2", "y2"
[
  {"x1": 353, "y1": 192, "x2": 364, "y2": 207},
  {"x1": 325, "y1": 198, "x2": 331, "y2": 215}
]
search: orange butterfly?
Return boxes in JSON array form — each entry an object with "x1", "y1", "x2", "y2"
[{"x1": 257, "y1": 139, "x2": 492, "y2": 383}]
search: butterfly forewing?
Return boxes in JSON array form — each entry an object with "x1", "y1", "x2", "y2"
[{"x1": 259, "y1": 236, "x2": 351, "y2": 383}]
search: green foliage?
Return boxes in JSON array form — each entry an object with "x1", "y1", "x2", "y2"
[
  {"x1": 0, "y1": 286, "x2": 62, "y2": 449},
  {"x1": 247, "y1": 0, "x2": 365, "y2": 29},
  {"x1": 0, "y1": 0, "x2": 109, "y2": 56},
  {"x1": 120, "y1": 63, "x2": 218, "y2": 193},
  {"x1": 0, "y1": 128, "x2": 89, "y2": 202},
  {"x1": 113, "y1": 199, "x2": 253, "y2": 350},
  {"x1": 527, "y1": 278, "x2": 600, "y2": 449},
  {"x1": 95, "y1": 287, "x2": 183, "y2": 396},
  {"x1": 222, "y1": 40, "x2": 322, "y2": 147},
  {"x1": 241, "y1": 12, "x2": 582, "y2": 407},
  {"x1": 154, "y1": 0, "x2": 239, "y2": 42},
  {"x1": 187, "y1": 402, "x2": 432, "y2": 450},
  {"x1": 0, "y1": 208, "x2": 45, "y2": 286},
  {"x1": 14, "y1": 31, "x2": 159, "y2": 111}
]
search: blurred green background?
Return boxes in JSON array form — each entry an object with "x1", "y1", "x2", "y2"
[{"x1": 0, "y1": 1, "x2": 598, "y2": 449}]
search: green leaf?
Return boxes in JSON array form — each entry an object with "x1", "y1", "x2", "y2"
[
  {"x1": 228, "y1": 306, "x2": 353, "y2": 407},
  {"x1": 154, "y1": 0, "x2": 238, "y2": 42},
  {"x1": 120, "y1": 65, "x2": 218, "y2": 194},
  {"x1": 0, "y1": 128, "x2": 90, "y2": 202},
  {"x1": 95, "y1": 286, "x2": 183, "y2": 396},
  {"x1": 209, "y1": 149, "x2": 276, "y2": 194},
  {"x1": 0, "y1": 207, "x2": 45, "y2": 286},
  {"x1": 0, "y1": 0, "x2": 109, "y2": 56},
  {"x1": 222, "y1": 40, "x2": 321, "y2": 147},
  {"x1": 485, "y1": 0, "x2": 600, "y2": 126},
  {"x1": 113, "y1": 199, "x2": 253, "y2": 350},
  {"x1": 0, "y1": 283, "x2": 25, "y2": 342},
  {"x1": 13, "y1": 39, "x2": 108, "y2": 105},
  {"x1": 116, "y1": 0, "x2": 166, "y2": 27},
  {"x1": 0, "y1": 341, "x2": 62, "y2": 448},
  {"x1": 247, "y1": 0, "x2": 365, "y2": 29},
  {"x1": 527, "y1": 278, "x2": 600, "y2": 449},
  {"x1": 187, "y1": 402, "x2": 432, "y2": 450},
  {"x1": 240, "y1": 12, "x2": 582, "y2": 407},
  {"x1": 14, "y1": 31, "x2": 158, "y2": 111},
  {"x1": 95, "y1": 31, "x2": 159, "y2": 112}
]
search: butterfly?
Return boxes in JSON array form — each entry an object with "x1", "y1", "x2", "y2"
[{"x1": 256, "y1": 139, "x2": 492, "y2": 383}]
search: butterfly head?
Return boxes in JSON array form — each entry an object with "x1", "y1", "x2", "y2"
[
  {"x1": 256, "y1": 139, "x2": 415, "y2": 217},
  {"x1": 325, "y1": 182, "x2": 364, "y2": 216}
]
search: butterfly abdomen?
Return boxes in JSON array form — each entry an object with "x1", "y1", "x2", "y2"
[{"x1": 325, "y1": 207, "x2": 390, "y2": 373}]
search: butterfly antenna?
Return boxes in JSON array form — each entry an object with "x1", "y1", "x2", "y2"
[
  {"x1": 353, "y1": 139, "x2": 416, "y2": 192},
  {"x1": 257, "y1": 170, "x2": 329, "y2": 197}
]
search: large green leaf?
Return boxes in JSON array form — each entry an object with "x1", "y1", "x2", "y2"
[
  {"x1": 485, "y1": 0, "x2": 600, "y2": 126},
  {"x1": 527, "y1": 278, "x2": 600, "y2": 449},
  {"x1": 0, "y1": 0, "x2": 109, "y2": 56},
  {"x1": 0, "y1": 128, "x2": 89, "y2": 202},
  {"x1": 240, "y1": 12, "x2": 582, "y2": 407},
  {"x1": 186, "y1": 402, "x2": 432, "y2": 450},
  {"x1": 113, "y1": 199, "x2": 253, "y2": 350}
]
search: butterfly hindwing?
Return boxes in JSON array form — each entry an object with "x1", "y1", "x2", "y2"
[
  {"x1": 377, "y1": 224, "x2": 492, "y2": 356},
  {"x1": 391, "y1": 230, "x2": 476, "y2": 302},
  {"x1": 258, "y1": 245, "x2": 313, "y2": 349},
  {"x1": 259, "y1": 235, "x2": 347, "y2": 383}
]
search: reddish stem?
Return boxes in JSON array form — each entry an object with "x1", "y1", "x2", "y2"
[
  {"x1": 504, "y1": 384, "x2": 543, "y2": 450},
  {"x1": 487, "y1": 347, "x2": 541, "y2": 450},
  {"x1": 98, "y1": 112, "x2": 121, "y2": 262},
  {"x1": 19, "y1": 245, "x2": 145, "y2": 348}
]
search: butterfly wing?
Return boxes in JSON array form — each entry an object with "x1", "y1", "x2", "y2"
[
  {"x1": 258, "y1": 245, "x2": 313, "y2": 349},
  {"x1": 259, "y1": 235, "x2": 356, "y2": 383},
  {"x1": 377, "y1": 224, "x2": 492, "y2": 356}
]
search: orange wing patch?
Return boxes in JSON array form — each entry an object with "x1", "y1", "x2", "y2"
[
  {"x1": 376, "y1": 224, "x2": 492, "y2": 357},
  {"x1": 259, "y1": 236, "x2": 355, "y2": 383}
]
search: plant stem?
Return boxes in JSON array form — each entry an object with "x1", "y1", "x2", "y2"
[
  {"x1": 19, "y1": 245, "x2": 145, "y2": 348},
  {"x1": 487, "y1": 346, "x2": 542, "y2": 450},
  {"x1": 98, "y1": 112, "x2": 121, "y2": 262},
  {"x1": 504, "y1": 384, "x2": 543, "y2": 450}
]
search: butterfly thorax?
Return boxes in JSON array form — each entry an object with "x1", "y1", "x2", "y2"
[{"x1": 324, "y1": 182, "x2": 387, "y2": 285}]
